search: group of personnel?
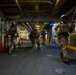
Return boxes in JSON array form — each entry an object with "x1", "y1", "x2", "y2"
[
  {"x1": 29, "y1": 14, "x2": 75, "y2": 63},
  {"x1": 5, "y1": 23, "x2": 46, "y2": 54},
  {"x1": 4, "y1": 13, "x2": 75, "y2": 63}
]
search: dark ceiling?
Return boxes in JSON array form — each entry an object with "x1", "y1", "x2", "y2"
[
  {"x1": 0, "y1": 0, "x2": 55, "y2": 16},
  {"x1": 58, "y1": 0, "x2": 76, "y2": 16},
  {"x1": 0, "y1": 0, "x2": 75, "y2": 32},
  {"x1": 0, "y1": 0, "x2": 76, "y2": 20}
]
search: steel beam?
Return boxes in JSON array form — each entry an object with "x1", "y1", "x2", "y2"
[
  {"x1": 19, "y1": 1, "x2": 52, "y2": 4},
  {"x1": 15, "y1": 0, "x2": 23, "y2": 14}
]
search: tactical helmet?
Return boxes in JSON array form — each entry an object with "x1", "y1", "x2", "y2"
[
  {"x1": 11, "y1": 22, "x2": 16, "y2": 26},
  {"x1": 60, "y1": 15, "x2": 67, "y2": 20},
  {"x1": 60, "y1": 15, "x2": 67, "y2": 23}
]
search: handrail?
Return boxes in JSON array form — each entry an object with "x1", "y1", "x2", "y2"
[
  {"x1": 67, "y1": 45, "x2": 76, "y2": 51},
  {"x1": 70, "y1": 32, "x2": 76, "y2": 36}
]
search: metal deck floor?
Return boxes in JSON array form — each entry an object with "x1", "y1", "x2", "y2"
[{"x1": 0, "y1": 42, "x2": 76, "y2": 75}]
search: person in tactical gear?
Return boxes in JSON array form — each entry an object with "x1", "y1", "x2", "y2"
[
  {"x1": 29, "y1": 29, "x2": 40, "y2": 49},
  {"x1": 29, "y1": 31, "x2": 35, "y2": 47},
  {"x1": 8, "y1": 23, "x2": 18, "y2": 54},
  {"x1": 54, "y1": 15, "x2": 70, "y2": 62},
  {"x1": 34, "y1": 29, "x2": 40, "y2": 49}
]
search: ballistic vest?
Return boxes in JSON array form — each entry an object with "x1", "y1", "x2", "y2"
[{"x1": 57, "y1": 23, "x2": 69, "y2": 35}]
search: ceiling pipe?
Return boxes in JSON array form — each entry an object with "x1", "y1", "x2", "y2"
[
  {"x1": 65, "y1": 5, "x2": 76, "y2": 16},
  {"x1": 0, "y1": 4, "x2": 17, "y2": 6},
  {"x1": 8, "y1": 15, "x2": 20, "y2": 19},
  {"x1": 23, "y1": 10, "x2": 49, "y2": 13},
  {"x1": 52, "y1": 0, "x2": 66, "y2": 15},
  {"x1": 22, "y1": 22, "x2": 31, "y2": 32},
  {"x1": 0, "y1": 4, "x2": 25, "y2": 6},
  {"x1": 19, "y1": 1, "x2": 52, "y2": 4},
  {"x1": 26, "y1": 22, "x2": 33, "y2": 31},
  {"x1": 15, "y1": 0, "x2": 23, "y2": 14}
]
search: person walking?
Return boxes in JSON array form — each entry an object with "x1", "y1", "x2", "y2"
[{"x1": 54, "y1": 15, "x2": 71, "y2": 62}]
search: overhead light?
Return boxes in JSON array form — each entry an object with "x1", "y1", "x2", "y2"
[
  {"x1": 35, "y1": 4, "x2": 39, "y2": 11},
  {"x1": 36, "y1": 25, "x2": 40, "y2": 28},
  {"x1": 55, "y1": 0, "x2": 59, "y2": 7},
  {"x1": 44, "y1": 22, "x2": 49, "y2": 25}
]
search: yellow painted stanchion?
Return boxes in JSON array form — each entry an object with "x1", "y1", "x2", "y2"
[
  {"x1": 70, "y1": 32, "x2": 76, "y2": 36},
  {"x1": 50, "y1": 38, "x2": 52, "y2": 43},
  {"x1": 46, "y1": 38, "x2": 52, "y2": 43},
  {"x1": 67, "y1": 45, "x2": 76, "y2": 51},
  {"x1": 67, "y1": 32, "x2": 76, "y2": 50},
  {"x1": 46, "y1": 38, "x2": 49, "y2": 43}
]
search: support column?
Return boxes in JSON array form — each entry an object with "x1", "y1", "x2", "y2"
[{"x1": 46, "y1": 26, "x2": 52, "y2": 43}]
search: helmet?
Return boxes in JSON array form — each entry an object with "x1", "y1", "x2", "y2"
[
  {"x1": 11, "y1": 22, "x2": 16, "y2": 26},
  {"x1": 60, "y1": 15, "x2": 67, "y2": 22},
  {"x1": 61, "y1": 15, "x2": 67, "y2": 19}
]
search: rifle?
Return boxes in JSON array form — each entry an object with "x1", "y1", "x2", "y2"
[{"x1": 70, "y1": 8, "x2": 76, "y2": 32}]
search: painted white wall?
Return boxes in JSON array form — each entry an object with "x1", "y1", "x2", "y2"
[{"x1": 17, "y1": 25, "x2": 29, "y2": 39}]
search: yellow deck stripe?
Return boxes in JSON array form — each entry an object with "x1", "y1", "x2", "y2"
[
  {"x1": 67, "y1": 45, "x2": 76, "y2": 50},
  {"x1": 70, "y1": 32, "x2": 76, "y2": 36},
  {"x1": 0, "y1": 34, "x2": 6, "y2": 36}
]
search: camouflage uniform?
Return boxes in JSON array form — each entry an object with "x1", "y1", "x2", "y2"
[
  {"x1": 8, "y1": 23, "x2": 18, "y2": 54},
  {"x1": 55, "y1": 15, "x2": 70, "y2": 62}
]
